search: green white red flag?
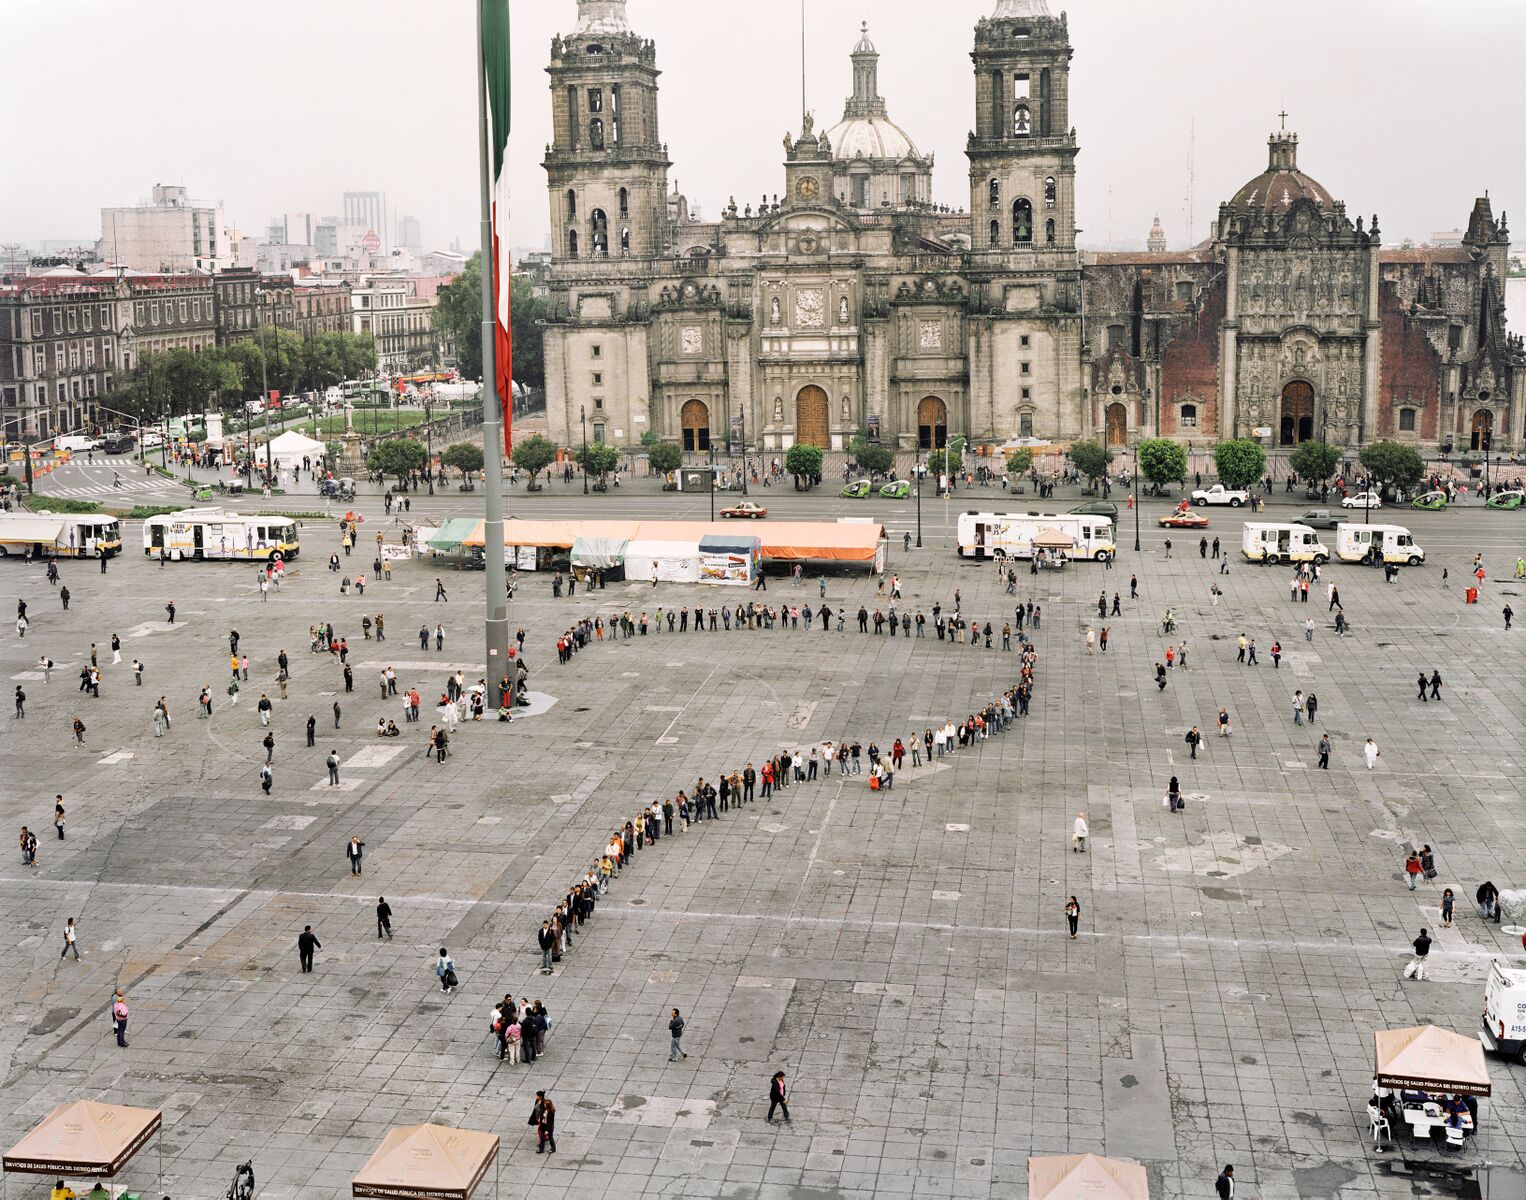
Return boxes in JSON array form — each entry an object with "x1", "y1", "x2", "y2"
[{"x1": 482, "y1": 0, "x2": 513, "y2": 454}]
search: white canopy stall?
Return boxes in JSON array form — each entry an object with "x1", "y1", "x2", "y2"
[{"x1": 624, "y1": 539, "x2": 702, "y2": 584}]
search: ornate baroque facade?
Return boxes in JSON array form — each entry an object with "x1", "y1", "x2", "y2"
[{"x1": 542, "y1": 0, "x2": 1523, "y2": 455}]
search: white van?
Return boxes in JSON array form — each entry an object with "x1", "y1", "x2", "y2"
[
  {"x1": 1241, "y1": 523, "x2": 1330, "y2": 564},
  {"x1": 1334, "y1": 523, "x2": 1424, "y2": 565},
  {"x1": 55, "y1": 434, "x2": 99, "y2": 453},
  {"x1": 1481, "y1": 959, "x2": 1526, "y2": 1065}
]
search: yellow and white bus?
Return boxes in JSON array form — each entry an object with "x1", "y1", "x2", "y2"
[
  {"x1": 0, "y1": 512, "x2": 123, "y2": 558},
  {"x1": 142, "y1": 509, "x2": 300, "y2": 561}
]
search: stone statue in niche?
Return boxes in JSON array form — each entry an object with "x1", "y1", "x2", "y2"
[
  {"x1": 841, "y1": 396, "x2": 851, "y2": 422},
  {"x1": 770, "y1": 296, "x2": 781, "y2": 325},
  {"x1": 839, "y1": 296, "x2": 849, "y2": 324},
  {"x1": 774, "y1": 396, "x2": 785, "y2": 422}
]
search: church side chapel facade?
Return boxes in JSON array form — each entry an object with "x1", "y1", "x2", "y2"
[{"x1": 542, "y1": 0, "x2": 1523, "y2": 456}]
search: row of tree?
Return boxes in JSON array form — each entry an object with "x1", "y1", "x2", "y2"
[
  {"x1": 432, "y1": 253, "x2": 546, "y2": 391},
  {"x1": 106, "y1": 331, "x2": 378, "y2": 419}
]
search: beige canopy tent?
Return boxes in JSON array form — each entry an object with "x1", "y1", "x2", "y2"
[
  {"x1": 3, "y1": 1100, "x2": 162, "y2": 1194},
  {"x1": 1031, "y1": 528, "x2": 1077, "y2": 550},
  {"x1": 1029, "y1": 1153, "x2": 1149, "y2": 1200},
  {"x1": 1375, "y1": 1024, "x2": 1492, "y2": 1096},
  {"x1": 352, "y1": 1122, "x2": 500, "y2": 1199}
]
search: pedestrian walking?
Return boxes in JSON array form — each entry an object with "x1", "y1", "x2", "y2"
[
  {"x1": 328, "y1": 751, "x2": 341, "y2": 786},
  {"x1": 297, "y1": 925, "x2": 320, "y2": 972},
  {"x1": 110, "y1": 633, "x2": 121, "y2": 664},
  {"x1": 111, "y1": 991, "x2": 129, "y2": 1047},
  {"x1": 1317, "y1": 733, "x2": 1331, "y2": 769},
  {"x1": 1364, "y1": 737, "x2": 1380, "y2": 770},
  {"x1": 1072, "y1": 812, "x2": 1088, "y2": 853},
  {"x1": 259, "y1": 763, "x2": 273, "y2": 794},
  {"x1": 533, "y1": 1092, "x2": 557, "y2": 1154},
  {"x1": 669, "y1": 1008, "x2": 688, "y2": 1061},
  {"x1": 377, "y1": 897, "x2": 393, "y2": 939},
  {"x1": 1184, "y1": 726, "x2": 1202, "y2": 759},
  {"x1": 1405, "y1": 851, "x2": 1422, "y2": 891},
  {"x1": 306, "y1": 714, "x2": 316, "y2": 747},
  {"x1": 1215, "y1": 1165, "x2": 1235, "y2": 1199},
  {"x1": 1065, "y1": 896, "x2": 1080, "y2": 939},
  {"x1": 13, "y1": 685, "x2": 24, "y2": 719},
  {"x1": 1441, "y1": 888, "x2": 1455, "y2": 928},
  {"x1": 347, "y1": 835, "x2": 364, "y2": 874},
  {"x1": 435, "y1": 578, "x2": 448, "y2": 601},
  {"x1": 54, "y1": 796, "x2": 65, "y2": 839},
  {"x1": 60, "y1": 917, "x2": 80, "y2": 960},
  {"x1": 436, "y1": 948, "x2": 458, "y2": 993},
  {"x1": 767, "y1": 1071, "x2": 791, "y2": 1123},
  {"x1": 1403, "y1": 928, "x2": 1432, "y2": 981}
]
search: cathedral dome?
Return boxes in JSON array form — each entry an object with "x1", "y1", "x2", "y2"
[
  {"x1": 1228, "y1": 130, "x2": 1336, "y2": 215},
  {"x1": 823, "y1": 114, "x2": 920, "y2": 162}
]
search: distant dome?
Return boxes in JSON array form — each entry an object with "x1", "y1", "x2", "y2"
[
  {"x1": 823, "y1": 114, "x2": 919, "y2": 162},
  {"x1": 991, "y1": 0, "x2": 1052, "y2": 17},
  {"x1": 1229, "y1": 131, "x2": 1337, "y2": 214}
]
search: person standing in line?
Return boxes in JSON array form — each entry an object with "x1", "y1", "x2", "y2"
[
  {"x1": 111, "y1": 991, "x2": 129, "y2": 1047},
  {"x1": 1072, "y1": 812, "x2": 1088, "y2": 853},
  {"x1": 347, "y1": 836, "x2": 364, "y2": 874},
  {"x1": 60, "y1": 917, "x2": 79, "y2": 960},
  {"x1": 327, "y1": 751, "x2": 341, "y2": 786},
  {"x1": 1215, "y1": 1165, "x2": 1235, "y2": 1198},
  {"x1": 1364, "y1": 737, "x2": 1380, "y2": 770},
  {"x1": 669, "y1": 1008, "x2": 688, "y2": 1061},
  {"x1": 1317, "y1": 733, "x2": 1331, "y2": 770},
  {"x1": 1065, "y1": 897, "x2": 1080, "y2": 940},
  {"x1": 767, "y1": 1071, "x2": 791, "y2": 1123},
  {"x1": 1404, "y1": 927, "x2": 1432, "y2": 981},
  {"x1": 538, "y1": 921, "x2": 555, "y2": 971},
  {"x1": 377, "y1": 897, "x2": 393, "y2": 939},
  {"x1": 297, "y1": 925, "x2": 320, "y2": 973}
]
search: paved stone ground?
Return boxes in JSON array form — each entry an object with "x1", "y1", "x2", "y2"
[{"x1": 4, "y1": 472, "x2": 1526, "y2": 1199}]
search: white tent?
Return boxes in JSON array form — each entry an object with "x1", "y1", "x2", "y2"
[
  {"x1": 625, "y1": 539, "x2": 701, "y2": 583},
  {"x1": 256, "y1": 430, "x2": 327, "y2": 469}
]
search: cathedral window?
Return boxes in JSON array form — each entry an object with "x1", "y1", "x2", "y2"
[
  {"x1": 1180, "y1": 403, "x2": 1198, "y2": 428},
  {"x1": 1013, "y1": 104, "x2": 1031, "y2": 138},
  {"x1": 1107, "y1": 324, "x2": 1125, "y2": 351},
  {"x1": 1175, "y1": 281, "x2": 1194, "y2": 303},
  {"x1": 1398, "y1": 408, "x2": 1416, "y2": 432},
  {"x1": 566, "y1": 86, "x2": 578, "y2": 149},
  {"x1": 1044, "y1": 177, "x2": 1056, "y2": 205},
  {"x1": 620, "y1": 227, "x2": 630, "y2": 256},
  {"x1": 989, "y1": 178, "x2": 1000, "y2": 209},
  {"x1": 566, "y1": 190, "x2": 577, "y2": 220},
  {"x1": 588, "y1": 88, "x2": 603, "y2": 113},
  {"x1": 618, "y1": 188, "x2": 628, "y2": 217},
  {"x1": 590, "y1": 118, "x2": 605, "y2": 150},
  {"x1": 989, "y1": 220, "x2": 1000, "y2": 247},
  {"x1": 901, "y1": 175, "x2": 915, "y2": 203},
  {"x1": 1045, "y1": 219, "x2": 1055, "y2": 244},
  {"x1": 1013, "y1": 74, "x2": 1030, "y2": 101},
  {"x1": 567, "y1": 229, "x2": 578, "y2": 258},
  {"x1": 852, "y1": 176, "x2": 868, "y2": 207},
  {"x1": 1012, "y1": 199, "x2": 1033, "y2": 244},
  {"x1": 1448, "y1": 325, "x2": 1461, "y2": 352}
]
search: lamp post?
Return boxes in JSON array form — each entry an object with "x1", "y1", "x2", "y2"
[
  {"x1": 1132, "y1": 440, "x2": 1141, "y2": 553},
  {"x1": 708, "y1": 432, "x2": 716, "y2": 522},
  {"x1": 425, "y1": 393, "x2": 435, "y2": 495},
  {"x1": 915, "y1": 454, "x2": 923, "y2": 548},
  {"x1": 257, "y1": 286, "x2": 273, "y2": 490},
  {"x1": 739, "y1": 404, "x2": 749, "y2": 496},
  {"x1": 580, "y1": 404, "x2": 589, "y2": 494},
  {"x1": 942, "y1": 434, "x2": 966, "y2": 549}
]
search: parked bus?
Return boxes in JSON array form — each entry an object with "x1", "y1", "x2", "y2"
[
  {"x1": 0, "y1": 512, "x2": 123, "y2": 559},
  {"x1": 142, "y1": 509, "x2": 300, "y2": 561},
  {"x1": 1334, "y1": 522, "x2": 1424, "y2": 565},
  {"x1": 1241, "y1": 522, "x2": 1330, "y2": 564},
  {"x1": 956, "y1": 512, "x2": 1116, "y2": 562}
]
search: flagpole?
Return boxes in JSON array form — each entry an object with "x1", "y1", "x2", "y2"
[{"x1": 477, "y1": 0, "x2": 513, "y2": 707}]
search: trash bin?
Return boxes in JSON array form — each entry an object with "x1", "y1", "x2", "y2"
[{"x1": 1466, "y1": 586, "x2": 1478, "y2": 604}]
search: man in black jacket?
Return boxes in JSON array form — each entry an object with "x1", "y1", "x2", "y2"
[
  {"x1": 376, "y1": 898, "x2": 393, "y2": 940},
  {"x1": 1406, "y1": 928, "x2": 1432, "y2": 981},
  {"x1": 669, "y1": 1008, "x2": 687, "y2": 1061},
  {"x1": 1215, "y1": 1165, "x2": 1234, "y2": 1198},
  {"x1": 538, "y1": 921, "x2": 555, "y2": 972},
  {"x1": 767, "y1": 1071, "x2": 791, "y2": 1123},
  {"x1": 297, "y1": 925, "x2": 320, "y2": 972}
]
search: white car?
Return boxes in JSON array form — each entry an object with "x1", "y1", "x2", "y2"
[
  {"x1": 1342, "y1": 491, "x2": 1382, "y2": 510},
  {"x1": 1190, "y1": 484, "x2": 1249, "y2": 507}
]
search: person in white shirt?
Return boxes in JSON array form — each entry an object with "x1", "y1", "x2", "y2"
[
  {"x1": 1364, "y1": 738, "x2": 1380, "y2": 770},
  {"x1": 1073, "y1": 812, "x2": 1088, "y2": 853},
  {"x1": 60, "y1": 917, "x2": 79, "y2": 960}
]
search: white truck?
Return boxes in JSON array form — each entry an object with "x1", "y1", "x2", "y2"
[
  {"x1": 1241, "y1": 522, "x2": 1330, "y2": 564},
  {"x1": 1481, "y1": 959, "x2": 1526, "y2": 1065},
  {"x1": 1333, "y1": 523, "x2": 1424, "y2": 565},
  {"x1": 1191, "y1": 484, "x2": 1249, "y2": 507}
]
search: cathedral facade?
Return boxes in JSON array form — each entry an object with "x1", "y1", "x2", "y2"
[{"x1": 541, "y1": 0, "x2": 1523, "y2": 457}]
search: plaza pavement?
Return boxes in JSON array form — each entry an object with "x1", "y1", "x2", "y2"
[{"x1": 4, "y1": 469, "x2": 1526, "y2": 1199}]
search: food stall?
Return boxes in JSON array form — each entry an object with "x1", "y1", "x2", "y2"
[
  {"x1": 1372, "y1": 1025, "x2": 1491, "y2": 1151},
  {"x1": 1031, "y1": 527, "x2": 1075, "y2": 568},
  {"x1": 1028, "y1": 1153, "x2": 1148, "y2": 1199}
]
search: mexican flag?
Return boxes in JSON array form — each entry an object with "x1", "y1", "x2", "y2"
[{"x1": 482, "y1": 0, "x2": 513, "y2": 454}]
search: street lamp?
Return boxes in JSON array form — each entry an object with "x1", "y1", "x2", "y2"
[
  {"x1": 1132, "y1": 440, "x2": 1141, "y2": 553},
  {"x1": 739, "y1": 404, "x2": 749, "y2": 496},
  {"x1": 914, "y1": 454, "x2": 923, "y2": 548},
  {"x1": 580, "y1": 404, "x2": 588, "y2": 494},
  {"x1": 425, "y1": 392, "x2": 435, "y2": 495},
  {"x1": 708, "y1": 432, "x2": 716, "y2": 522},
  {"x1": 256, "y1": 286, "x2": 273, "y2": 490},
  {"x1": 942, "y1": 434, "x2": 966, "y2": 548}
]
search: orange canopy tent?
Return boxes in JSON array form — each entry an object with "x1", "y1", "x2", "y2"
[
  {"x1": 1028, "y1": 1153, "x2": 1149, "y2": 1200},
  {"x1": 1375, "y1": 1025, "x2": 1492, "y2": 1096},
  {"x1": 3, "y1": 1100, "x2": 162, "y2": 1191},
  {"x1": 352, "y1": 1123, "x2": 500, "y2": 1200}
]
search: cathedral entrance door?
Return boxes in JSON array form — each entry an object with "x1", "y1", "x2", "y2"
[
  {"x1": 917, "y1": 395, "x2": 948, "y2": 450},
  {"x1": 1279, "y1": 381, "x2": 1315, "y2": 446},
  {"x1": 1471, "y1": 408, "x2": 1493, "y2": 451},
  {"x1": 1105, "y1": 402, "x2": 1128, "y2": 449},
  {"x1": 681, "y1": 399, "x2": 710, "y2": 452},
  {"x1": 796, "y1": 386, "x2": 830, "y2": 448}
]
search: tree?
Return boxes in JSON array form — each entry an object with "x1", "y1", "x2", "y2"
[
  {"x1": 510, "y1": 433, "x2": 558, "y2": 486},
  {"x1": 577, "y1": 441, "x2": 621, "y2": 485},
  {"x1": 784, "y1": 443, "x2": 823, "y2": 489},
  {"x1": 1004, "y1": 447, "x2": 1033, "y2": 476},
  {"x1": 367, "y1": 438, "x2": 428, "y2": 484},
  {"x1": 1067, "y1": 439, "x2": 1113, "y2": 486},
  {"x1": 1213, "y1": 438, "x2": 1267, "y2": 490},
  {"x1": 441, "y1": 442, "x2": 485, "y2": 479},
  {"x1": 926, "y1": 445, "x2": 963, "y2": 478},
  {"x1": 1289, "y1": 440, "x2": 1342, "y2": 487},
  {"x1": 1359, "y1": 440, "x2": 1424, "y2": 495},
  {"x1": 647, "y1": 441, "x2": 683, "y2": 475},
  {"x1": 431, "y1": 253, "x2": 546, "y2": 388},
  {"x1": 848, "y1": 429, "x2": 894, "y2": 476},
  {"x1": 1136, "y1": 438, "x2": 1187, "y2": 489}
]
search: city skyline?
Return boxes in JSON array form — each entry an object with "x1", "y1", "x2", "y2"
[{"x1": 3, "y1": 0, "x2": 1524, "y2": 256}]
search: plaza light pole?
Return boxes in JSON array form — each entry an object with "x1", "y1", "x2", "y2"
[
  {"x1": 739, "y1": 404, "x2": 748, "y2": 496},
  {"x1": 1132, "y1": 440, "x2": 1141, "y2": 553},
  {"x1": 708, "y1": 433, "x2": 716, "y2": 522},
  {"x1": 425, "y1": 393, "x2": 435, "y2": 495},
  {"x1": 580, "y1": 404, "x2": 588, "y2": 494},
  {"x1": 915, "y1": 454, "x2": 923, "y2": 548},
  {"x1": 256, "y1": 286, "x2": 273, "y2": 490},
  {"x1": 942, "y1": 434, "x2": 965, "y2": 549}
]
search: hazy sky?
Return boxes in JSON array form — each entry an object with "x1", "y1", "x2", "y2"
[{"x1": 5, "y1": 0, "x2": 1523, "y2": 254}]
